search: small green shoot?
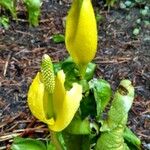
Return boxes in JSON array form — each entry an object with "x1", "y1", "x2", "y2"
[
  {"x1": 51, "y1": 34, "x2": 65, "y2": 43},
  {"x1": 0, "y1": 16, "x2": 9, "y2": 29},
  {"x1": 0, "y1": 0, "x2": 16, "y2": 19},
  {"x1": 24, "y1": 0, "x2": 42, "y2": 27},
  {"x1": 133, "y1": 28, "x2": 140, "y2": 36}
]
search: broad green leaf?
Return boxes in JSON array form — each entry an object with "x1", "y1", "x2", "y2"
[
  {"x1": 80, "y1": 91, "x2": 97, "y2": 119},
  {"x1": 65, "y1": 115, "x2": 91, "y2": 135},
  {"x1": 62, "y1": 57, "x2": 96, "y2": 89},
  {"x1": 123, "y1": 127, "x2": 141, "y2": 150},
  {"x1": 89, "y1": 79, "x2": 112, "y2": 119},
  {"x1": 62, "y1": 132, "x2": 90, "y2": 150},
  {"x1": 59, "y1": 57, "x2": 80, "y2": 90},
  {"x1": 52, "y1": 34, "x2": 65, "y2": 43},
  {"x1": 53, "y1": 57, "x2": 96, "y2": 90},
  {"x1": 62, "y1": 60, "x2": 79, "y2": 90},
  {"x1": 53, "y1": 63, "x2": 62, "y2": 74},
  {"x1": 11, "y1": 137, "x2": 47, "y2": 150},
  {"x1": 96, "y1": 127, "x2": 129, "y2": 150},
  {"x1": 47, "y1": 142, "x2": 56, "y2": 150}
]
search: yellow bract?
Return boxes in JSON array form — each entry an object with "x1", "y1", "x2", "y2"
[
  {"x1": 28, "y1": 72, "x2": 55, "y2": 125},
  {"x1": 65, "y1": 0, "x2": 97, "y2": 66},
  {"x1": 28, "y1": 70, "x2": 82, "y2": 132}
]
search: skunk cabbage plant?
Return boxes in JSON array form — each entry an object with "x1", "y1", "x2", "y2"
[
  {"x1": 28, "y1": 54, "x2": 82, "y2": 132},
  {"x1": 11, "y1": 0, "x2": 141, "y2": 149}
]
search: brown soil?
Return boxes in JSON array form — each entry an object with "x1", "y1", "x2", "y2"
[{"x1": 0, "y1": 0, "x2": 150, "y2": 149}]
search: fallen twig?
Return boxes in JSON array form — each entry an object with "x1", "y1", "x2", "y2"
[{"x1": 3, "y1": 52, "x2": 12, "y2": 77}]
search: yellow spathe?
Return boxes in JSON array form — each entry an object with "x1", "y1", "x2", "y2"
[
  {"x1": 65, "y1": 0, "x2": 97, "y2": 66},
  {"x1": 28, "y1": 72, "x2": 55, "y2": 125},
  {"x1": 50, "y1": 70, "x2": 82, "y2": 131},
  {"x1": 28, "y1": 70, "x2": 82, "y2": 132}
]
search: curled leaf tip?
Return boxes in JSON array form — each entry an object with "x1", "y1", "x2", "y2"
[
  {"x1": 96, "y1": 80, "x2": 135, "y2": 150},
  {"x1": 118, "y1": 79, "x2": 134, "y2": 101}
]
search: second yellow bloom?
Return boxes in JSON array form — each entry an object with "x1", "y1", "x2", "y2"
[{"x1": 65, "y1": 0, "x2": 97, "y2": 68}]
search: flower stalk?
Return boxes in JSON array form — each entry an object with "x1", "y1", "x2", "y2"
[{"x1": 50, "y1": 131, "x2": 64, "y2": 150}]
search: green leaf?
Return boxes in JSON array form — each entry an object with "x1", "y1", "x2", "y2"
[
  {"x1": 84, "y1": 62, "x2": 96, "y2": 81},
  {"x1": 79, "y1": 79, "x2": 89, "y2": 93},
  {"x1": 53, "y1": 57, "x2": 96, "y2": 90},
  {"x1": 0, "y1": 0, "x2": 16, "y2": 18},
  {"x1": 62, "y1": 132, "x2": 90, "y2": 150},
  {"x1": 50, "y1": 132, "x2": 67, "y2": 150},
  {"x1": 56, "y1": 132, "x2": 67, "y2": 150},
  {"x1": 124, "y1": 127, "x2": 141, "y2": 150},
  {"x1": 80, "y1": 91, "x2": 97, "y2": 119},
  {"x1": 133, "y1": 28, "x2": 140, "y2": 36},
  {"x1": 24, "y1": 0, "x2": 41, "y2": 26},
  {"x1": 52, "y1": 34, "x2": 65, "y2": 43},
  {"x1": 65, "y1": 115, "x2": 91, "y2": 135},
  {"x1": 54, "y1": 57, "x2": 80, "y2": 90},
  {"x1": 60, "y1": 57, "x2": 80, "y2": 90},
  {"x1": 140, "y1": 9, "x2": 148, "y2": 16},
  {"x1": 47, "y1": 142, "x2": 56, "y2": 150},
  {"x1": 11, "y1": 137, "x2": 47, "y2": 150},
  {"x1": 96, "y1": 127, "x2": 128, "y2": 150},
  {"x1": 96, "y1": 80, "x2": 135, "y2": 150},
  {"x1": 89, "y1": 79, "x2": 112, "y2": 119},
  {"x1": 0, "y1": 16, "x2": 9, "y2": 29},
  {"x1": 53, "y1": 62, "x2": 62, "y2": 74},
  {"x1": 95, "y1": 13, "x2": 104, "y2": 23}
]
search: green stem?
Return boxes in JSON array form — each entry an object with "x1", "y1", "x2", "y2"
[
  {"x1": 78, "y1": 64, "x2": 87, "y2": 79},
  {"x1": 50, "y1": 131, "x2": 63, "y2": 150}
]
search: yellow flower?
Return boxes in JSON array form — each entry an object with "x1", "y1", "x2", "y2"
[
  {"x1": 28, "y1": 70, "x2": 82, "y2": 132},
  {"x1": 65, "y1": 0, "x2": 97, "y2": 74}
]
